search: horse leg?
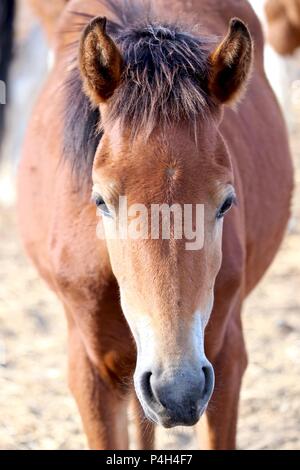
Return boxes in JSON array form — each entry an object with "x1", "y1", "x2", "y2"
[
  {"x1": 67, "y1": 320, "x2": 132, "y2": 450},
  {"x1": 131, "y1": 395, "x2": 155, "y2": 450},
  {"x1": 197, "y1": 313, "x2": 247, "y2": 450}
]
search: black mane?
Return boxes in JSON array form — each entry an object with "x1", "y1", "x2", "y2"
[{"x1": 63, "y1": 0, "x2": 216, "y2": 182}]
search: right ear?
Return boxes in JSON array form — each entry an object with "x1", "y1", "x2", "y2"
[
  {"x1": 79, "y1": 16, "x2": 123, "y2": 105},
  {"x1": 208, "y1": 18, "x2": 253, "y2": 105}
]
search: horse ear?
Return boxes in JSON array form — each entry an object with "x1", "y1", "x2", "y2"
[
  {"x1": 79, "y1": 16, "x2": 123, "y2": 105},
  {"x1": 208, "y1": 18, "x2": 253, "y2": 105}
]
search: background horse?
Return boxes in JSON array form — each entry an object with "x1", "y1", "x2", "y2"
[
  {"x1": 0, "y1": 0, "x2": 69, "y2": 159},
  {"x1": 0, "y1": 0, "x2": 15, "y2": 149},
  {"x1": 264, "y1": 0, "x2": 300, "y2": 129},
  {"x1": 26, "y1": 0, "x2": 69, "y2": 46},
  {"x1": 18, "y1": 0, "x2": 294, "y2": 450},
  {"x1": 0, "y1": 0, "x2": 73, "y2": 209},
  {"x1": 265, "y1": 0, "x2": 300, "y2": 55}
]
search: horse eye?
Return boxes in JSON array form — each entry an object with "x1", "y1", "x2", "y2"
[
  {"x1": 216, "y1": 195, "x2": 236, "y2": 219},
  {"x1": 92, "y1": 194, "x2": 111, "y2": 217}
]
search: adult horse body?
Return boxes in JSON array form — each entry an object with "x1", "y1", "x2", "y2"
[
  {"x1": 0, "y1": 0, "x2": 15, "y2": 147},
  {"x1": 18, "y1": 0, "x2": 293, "y2": 450},
  {"x1": 27, "y1": 0, "x2": 69, "y2": 45},
  {"x1": 265, "y1": 0, "x2": 300, "y2": 55}
]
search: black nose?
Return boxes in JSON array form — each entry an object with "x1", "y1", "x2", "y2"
[{"x1": 140, "y1": 365, "x2": 214, "y2": 427}]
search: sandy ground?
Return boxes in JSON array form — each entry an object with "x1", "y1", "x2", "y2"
[{"x1": 0, "y1": 0, "x2": 300, "y2": 452}]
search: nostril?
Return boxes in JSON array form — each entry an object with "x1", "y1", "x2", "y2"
[
  {"x1": 202, "y1": 365, "x2": 209, "y2": 382},
  {"x1": 141, "y1": 371, "x2": 154, "y2": 403},
  {"x1": 201, "y1": 365, "x2": 214, "y2": 400},
  {"x1": 141, "y1": 371, "x2": 167, "y2": 409}
]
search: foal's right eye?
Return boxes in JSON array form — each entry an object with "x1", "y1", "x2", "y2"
[
  {"x1": 216, "y1": 194, "x2": 236, "y2": 219},
  {"x1": 92, "y1": 194, "x2": 111, "y2": 217}
]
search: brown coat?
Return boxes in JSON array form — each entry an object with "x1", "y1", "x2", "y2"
[{"x1": 18, "y1": 0, "x2": 294, "y2": 449}]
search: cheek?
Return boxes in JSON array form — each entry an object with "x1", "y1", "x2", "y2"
[
  {"x1": 119, "y1": 289, "x2": 155, "y2": 358},
  {"x1": 206, "y1": 220, "x2": 224, "y2": 273},
  {"x1": 214, "y1": 234, "x2": 224, "y2": 273},
  {"x1": 101, "y1": 217, "x2": 129, "y2": 273},
  {"x1": 102, "y1": 233, "x2": 125, "y2": 281},
  {"x1": 212, "y1": 217, "x2": 224, "y2": 243},
  {"x1": 200, "y1": 292, "x2": 215, "y2": 328},
  {"x1": 101, "y1": 216, "x2": 118, "y2": 242}
]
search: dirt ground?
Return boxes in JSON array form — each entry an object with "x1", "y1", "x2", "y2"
[{"x1": 0, "y1": 1, "x2": 300, "y2": 452}]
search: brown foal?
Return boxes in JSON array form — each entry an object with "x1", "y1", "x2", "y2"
[{"x1": 18, "y1": 0, "x2": 293, "y2": 449}]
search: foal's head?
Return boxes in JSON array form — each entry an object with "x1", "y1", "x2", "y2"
[{"x1": 79, "y1": 14, "x2": 252, "y2": 427}]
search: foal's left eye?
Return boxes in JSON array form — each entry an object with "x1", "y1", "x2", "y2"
[
  {"x1": 92, "y1": 194, "x2": 111, "y2": 217},
  {"x1": 216, "y1": 195, "x2": 236, "y2": 219}
]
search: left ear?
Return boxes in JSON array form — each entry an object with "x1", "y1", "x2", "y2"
[
  {"x1": 208, "y1": 18, "x2": 253, "y2": 105},
  {"x1": 79, "y1": 16, "x2": 124, "y2": 105}
]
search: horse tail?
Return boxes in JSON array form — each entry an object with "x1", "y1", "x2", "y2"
[{"x1": 0, "y1": 0, "x2": 16, "y2": 155}]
